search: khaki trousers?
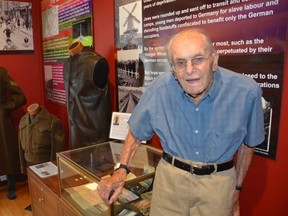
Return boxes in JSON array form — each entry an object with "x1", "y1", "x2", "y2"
[{"x1": 150, "y1": 158, "x2": 236, "y2": 216}]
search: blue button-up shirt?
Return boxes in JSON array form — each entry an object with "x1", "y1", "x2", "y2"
[{"x1": 128, "y1": 67, "x2": 265, "y2": 163}]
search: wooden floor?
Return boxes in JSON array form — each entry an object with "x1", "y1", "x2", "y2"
[{"x1": 0, "y1": 181, "x2": 32, "y2": 216}]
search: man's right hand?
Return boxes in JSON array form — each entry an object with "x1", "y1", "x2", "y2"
[{"x1": 97, "y1": 169, "x2": 127, "y2": 205}]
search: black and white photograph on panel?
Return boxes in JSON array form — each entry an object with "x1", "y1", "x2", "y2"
[
  {"x1": 0, "y1": 1, "x2": 34, "y2": 54},
  {"x1": 118, "y1": 86, "x2": 143, "y2": 113},
  {"x1": 118, "y1": 0, "x2": 142, "y2": 50},
  {"x1": 117, "y1": 49, "x2": 144, "y2": 87},
  {"x1": 117, "y1": 49, "x2": 144, "y2": 113},
  {"x1": 255, "y1": 97, "x2": 273, "y2": 157}
]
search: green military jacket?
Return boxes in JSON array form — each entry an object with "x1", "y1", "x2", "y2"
[
  {"x1": 0, "y1": 67, "x2": 27, "y2": 175},
  {"x1": 18, "y1": 106, "x2": 65, "y2": 174}
]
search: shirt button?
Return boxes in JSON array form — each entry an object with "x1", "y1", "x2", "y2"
[
  {"x1": 195, "y1": 151, "x2": 199, "y2": 155},
  {"x1": 195, "y1": 130, "x2": 199, "y2": 134},
  {"x1": 195, "y1": 108, "x2": 199, "y2": 111}
]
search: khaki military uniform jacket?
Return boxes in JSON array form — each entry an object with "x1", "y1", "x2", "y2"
[
  {"x1": 18, "y1": 106, "x2": 65, "y2": 174},
  {"x1": 0, "y1": 67, "x2": 27, "y2": 175}
]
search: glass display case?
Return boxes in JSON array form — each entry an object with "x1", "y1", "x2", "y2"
[{"x1": 57, "y1": 140, "x2": 162, "y2": 216}]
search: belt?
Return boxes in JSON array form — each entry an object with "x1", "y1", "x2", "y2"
[{"x1": 162, "y1": 152, "x2": 234, "y2": 175}]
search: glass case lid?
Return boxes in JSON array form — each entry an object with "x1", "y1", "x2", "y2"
[{"x1": 58, "y1": 140, "x2": 162, "y2": 181}]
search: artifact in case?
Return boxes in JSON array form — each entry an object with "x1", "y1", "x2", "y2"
[{"x1": 57, "y1": 140, "x2": 162, "y2": 216}]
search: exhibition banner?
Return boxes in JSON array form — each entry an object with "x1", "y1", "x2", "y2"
[
  {"x1": 41, "y1": 0, "x2": 93, "y2": 105},
  {"x1": 115, "y1": 0, "x2": 288, "y2": 159}
]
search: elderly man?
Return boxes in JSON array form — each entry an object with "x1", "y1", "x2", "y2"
[{"x1": 98, "y1": 27, "x2": 264, "y2": 216}]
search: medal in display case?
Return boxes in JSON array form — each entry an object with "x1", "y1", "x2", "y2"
[{"x1": 57, "y1": 140, "x2": 162, "y2": 216}]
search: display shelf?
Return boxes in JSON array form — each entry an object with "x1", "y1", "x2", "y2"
[{"x1": 57, "y1": 140, "x2": 162, "y2": 216}]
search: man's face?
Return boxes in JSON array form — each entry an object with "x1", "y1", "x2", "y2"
[{"x1": 171, "y1": 32, "x2": 219, "y2": 102}]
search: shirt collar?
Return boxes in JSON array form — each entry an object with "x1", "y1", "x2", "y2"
[{"x1": 173, "y1": 69, "x2": 222, "y2": 103}]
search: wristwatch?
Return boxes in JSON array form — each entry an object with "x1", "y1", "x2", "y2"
[{"x1": 114, "y1": 163, "x2": 130, "y2": 174}]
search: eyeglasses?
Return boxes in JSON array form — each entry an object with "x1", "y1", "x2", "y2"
[{"x1": 172, "y1": 54, "x2": 212, "y2": 73}]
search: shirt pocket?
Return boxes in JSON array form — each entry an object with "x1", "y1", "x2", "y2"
[
  {"x1": 32, "y1": 123, "x2": 52, "y2": 153},
  {"x1": 206, "y1": 129, "x2": 246, "y2": 161}
]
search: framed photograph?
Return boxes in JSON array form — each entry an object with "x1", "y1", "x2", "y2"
[{"x1": 0, "y1": 1, "x2": 34, "y2": 54}]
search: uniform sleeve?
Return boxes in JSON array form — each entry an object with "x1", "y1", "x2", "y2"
[
  {"x1": 244, "y1": 85, "x2": 265, "y2": 147},
  {"x1": 50, "y1": 118, "x2": 65, "y2": 161},
  {"x1": 18, "y1": 137, "x2": 27, "y2": 174},
  {"x1": 18, "y1": 116, "x2": 27, "y2": 174},
  {"x1": 2, "y1": 68, "x2": 27, "y2": 112},
  {"x1": 128, "y1": 88, "x2": 156, "y2": 141}
]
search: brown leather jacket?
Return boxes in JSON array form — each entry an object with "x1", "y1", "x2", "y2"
[{"x1": 63, "y1": 47, "x2": 112, "y2": 149}]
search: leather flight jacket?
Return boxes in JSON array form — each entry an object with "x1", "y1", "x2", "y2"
[{"x1": 63, "y1": 46, "x2": 112, "y2": 149}]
